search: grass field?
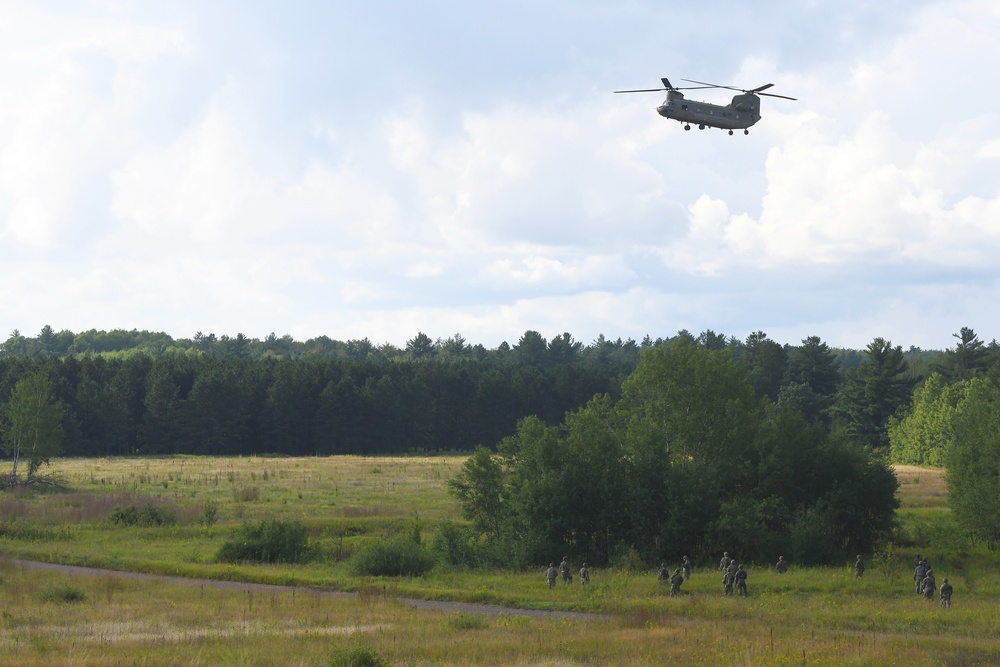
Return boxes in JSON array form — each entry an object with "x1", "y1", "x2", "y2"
[{"x1": 1, "y1": 456, "x2": 999, "y2": 666}]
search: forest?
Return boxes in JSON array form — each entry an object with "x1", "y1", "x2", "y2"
[{"x1": 0, "y1": 325, "x2": 996, "y2": 460}]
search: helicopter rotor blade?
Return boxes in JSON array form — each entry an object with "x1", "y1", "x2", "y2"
[
  {"x1": 613, "y1": 88, "x2": 669, "y2": 94},
  {"x1": 757, "y1": 92, "x2": 797, "y2": 101},
  {"x1": 682, "y1": 78, "x2": 796, "y2": 100},
  {"x1": 681, "y1": 78, "x2": 743, "y2": 92}
]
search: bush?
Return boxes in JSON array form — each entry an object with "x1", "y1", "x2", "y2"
[
  {"x1": 348, "y1": 537, "x2": 436, "y2": 577},
  {"x1": 109, "y1": 504, "x2": 174, "y2": 527},
  {"x1": 329, "y1": 641, "x2": 386, "y2": 667},
  {"x1": 39, "y1": 585, "x2": 87, "y2": 603},
  {"x1": 217, "y1": 519, "x2": 310, "y2": 564}
]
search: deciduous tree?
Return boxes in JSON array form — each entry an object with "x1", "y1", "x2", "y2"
[{"x1": 1, "y1": 372, "x2": 65, "y2": 480}]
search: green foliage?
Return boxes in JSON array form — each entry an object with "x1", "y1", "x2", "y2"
[
  {"x1": 200, "y1": 499, "x2": 220, "y2": 526},
  {"x1": 348, "y1": 537, "x2": 437, "y2": 577},
  {"x1": 889, "y1": 373, "x2": 967, "y2": 466},
  {"x1": 946, "y1": 371, "x2": 1000, "y2": 549},
  {"x1": 447, "y1": 612, "x2": 490, "y2": 630},
  {"x1": 109, "y1": 504, "x2": 174, "y2": 527},
  {"x1": 329, "y1": 641, "x2": 386, "y2": 667},
  {"x1": 0, "y1": 371, "x2": 66, "y2": 479},
  {"x1": 39, "y1": 585, "x2": 87, "y2": 603},
  {"x1": 447, "y1": 447, "x2": 508, "y2": 544},
  {"x1": 217, "y1": 519, "x2": 310, "y2": 564},
  {"x1": 832, "y1": 337, "x2": 915, "y2": 449},
  {"x1": 450, "y1": 338, "x2": 900, "y2": 567}
]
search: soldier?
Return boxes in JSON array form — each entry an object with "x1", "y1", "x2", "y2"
[
  {"x1": 723, "y1": 568, "x2": 735, "y2": 596},
  {"x1": 922, "y1": 569, "x2": 936, "y2": 601},
  {"x1": 682, "y1": 556, "x2": 692, "y2": 580},
  {"x1": 735, "y1": 564, "x2": 748, "y2": 595},
  {"x1": 720, "y1": 551, "x2": 731, "y2": 572},
  {"x1": 669, "y1": 568, "x2": 684, "y2": 596},
  {"x1": 854, "y1": 555, "x2": 865, "y2": 578},
  {"x1": 559, "y1": 556, "x2": 572, "y2": 585},
  {"x1": 775, "y1": 556, "x2": 787, "y2": 574},
  {"x1": 579, "y1": 562, "x2": 590, "y2": 586},
  {"x1": 546, "y1": 563, "x2": 557, "y2": 589},
  {"x1": 939, "y1": 578, "x2": 952, "y2": 608},
  {"x1": 658, "y1": 562, "x2": 670, "y2": 585},
  {"x1": 913, "y1": 559, "x2": 928, "y2": 595}
]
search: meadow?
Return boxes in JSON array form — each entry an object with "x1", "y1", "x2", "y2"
[{"x1": 0, "y1": 456, "x2": 998, "y2": 666}]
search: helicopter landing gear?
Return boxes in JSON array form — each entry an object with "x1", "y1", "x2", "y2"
[
  {"x1": 744, "y1": 129, "x2": 749, "y2": 135},
  {"x1": 728, "y1": 130, "x2": 733, "y2": 135},
  {"x1": 698, "y1": 124, "x2": 705, "y2": 130},
  {"x1": 684, "y1": 125, "x2": 691, "y2": 131}
]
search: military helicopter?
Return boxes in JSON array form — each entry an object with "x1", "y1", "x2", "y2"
[{"x1": 614, "y1": 77, "x2": 796, "y2": 134}]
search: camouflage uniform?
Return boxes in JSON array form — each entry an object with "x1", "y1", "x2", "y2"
[
  {"x1": 775, "y1": 556, "x2": 787, "y2": 574},
  {"x1": 559, "y1": 557, "x2": 572, "y2": 584},
  {"x1": 669, "y1": 569, "x2": 684, "y2": 596},
  {"x1": 939, "y1": 578, "x2": 952, "y2": 608},
  {"x1": 579, "y1": 563, "x2": 590, "y2": 586},
  {"x1": 722, "y1": 569, "x2": 735, "y2": 596},
  {"x1": 735, "y1": 565, "x2": 748, "y2": 596},
  {"x1": 546, "y1": 563, "x2": 557, "y2": 589},
  {"x1": 854, "y1": 555, "x2": 865, "y2": 578},
  {"x1": 913, "y1": 561, "x2": 927, "y2": 595},
  {"x1": 682, "y1": 556, "x2": 692, "y2": 580},
  {"x1": 922, "y1": 571, "x2": 936, "y2": 601},
  {"x1": 658, "y1": 563, "x2": 670, "y2": 585},
  {"x1": 719, "y1": 552, "x2": 731, "y2": 572}
]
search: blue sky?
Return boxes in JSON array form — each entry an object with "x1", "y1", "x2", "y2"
[{"x1": 2, "y1": 0, "x2": 998, "y2": 350}]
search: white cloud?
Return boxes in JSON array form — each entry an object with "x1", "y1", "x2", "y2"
[{"x1": 2, "y1": 1, "x2": 1000, "y2": 351}]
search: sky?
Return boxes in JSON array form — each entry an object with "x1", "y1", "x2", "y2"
[{"x1": 2, "y1": 0, "x2": 999, "y2": 351}]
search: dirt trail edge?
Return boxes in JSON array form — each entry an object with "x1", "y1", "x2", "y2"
[{"x1": 11, "y1": 559, "x2": 610, "y2": 622}]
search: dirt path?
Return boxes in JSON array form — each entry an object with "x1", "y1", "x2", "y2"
[{"x1": 11, "y1": 559, "x2": 610, "y2": 622}]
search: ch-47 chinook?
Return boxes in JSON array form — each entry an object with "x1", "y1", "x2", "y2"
[{"x1": 614, "y1": 77, "x2": 796, "y2": 134}]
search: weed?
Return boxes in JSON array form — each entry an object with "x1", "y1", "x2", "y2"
[
  {"x1": 329, "y1": 641, "x2": 386, "y2": 667},
  {"x1": 39, "y1": 585, "x2": 87, "y2": 603},
  {"x1": 448, "y1": 612, "x2": 490, "y2": 630},
  {"x1": 233, "y1": 486, "x2": 260, "y2": 502}
]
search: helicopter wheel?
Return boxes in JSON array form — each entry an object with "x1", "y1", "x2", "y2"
[
  {"x1": 698, "y1": 124, "x2": 705, "y2": 130},
  {"x1": 684, "y1": 125, "x2": 691, "y2": 131},
  {"x1": 744, "y1": 129, "x2": 749, "y2": 135},
  {"x1": 728, "y1": 130, "x2": 733, "y2": 135}
]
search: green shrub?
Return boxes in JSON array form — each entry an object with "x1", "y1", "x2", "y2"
[
  {"x1": 448, "y1": 612, "x2": 490, "y2": 630},
  {"x1": 431, "y1": 520, "x2": 480, "y2": 568},
  {"x1": 39, "y1": 585, "x2": 87, "y2": 603},
  {"x1": 109, "y1": 504, "x2": 174, "y2": 527},
  {"x1": 348, "y1": 537, "x2": 436, "y2": 577},
  {"x1": 217, "y1": 519, "x2": 310, "y2": 564},
  {"x1": 201, "y1": 500, "x2": 220, "y2": 526},
  {"x1": 329, "y1": 641, "x2": 386, "y2": 667}
]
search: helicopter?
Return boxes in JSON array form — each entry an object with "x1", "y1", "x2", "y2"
[{"x1": 614, "y1": 77, "x2": 796, "y2": 134}]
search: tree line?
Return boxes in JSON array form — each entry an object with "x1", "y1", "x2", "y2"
[{"x1": 1, "y1": 325, "x2": 996, "y2": 463}]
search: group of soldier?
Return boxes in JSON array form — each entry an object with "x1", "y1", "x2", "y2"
[
  {"x1": 546, "y1": 556, "x2": 590, "y2": 589},
  {"x1": 912, "y1": 553, "x2": 953, "y2": 607},
  {"x1": 546, "y1": 551, "x2": 955, "y2": 607}
]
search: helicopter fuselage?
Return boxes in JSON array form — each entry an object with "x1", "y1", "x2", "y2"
[{"x1": 656, "y1": 90, "x2": 761, "y2": 130}]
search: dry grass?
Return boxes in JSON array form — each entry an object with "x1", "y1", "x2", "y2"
[{"x1": 894, "y1": 465, "x2": 950, "y2": 509}]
